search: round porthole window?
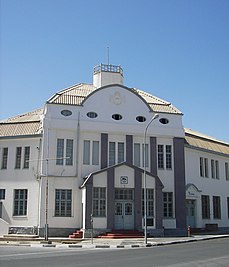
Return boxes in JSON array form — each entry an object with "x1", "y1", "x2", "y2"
[
  {"x1": 159, "y1": 118, "x2": 169, "y2": 124},
  {"x1": 112, "y1": 114, "x2": 122, "y2": 120},
  {"x1": 136, "y1": 116, "x2": 146, "y2": 122},
  {"x1": 61, "y1": 110, "x2": 72, "y2": 117},
  {"x1": 87, "y1": 112, "x2": 98, "y2": 118}
]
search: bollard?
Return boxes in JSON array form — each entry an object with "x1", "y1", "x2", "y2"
[{"x1": 188, "y1": 225, "x2": 191, "y2": 237}]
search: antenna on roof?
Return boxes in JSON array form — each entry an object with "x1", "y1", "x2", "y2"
[{"x1": 107, "y1": 46, "x2": 110, "y2": 65}]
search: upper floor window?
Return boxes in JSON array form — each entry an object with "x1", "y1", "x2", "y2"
[
  {"x1": 23, "y1": 146, "x2": 30, "y2": 169},
  {"x1": 15, "y1": 147, "x2": 22, "y2": 169},
  {"x1": 1, "y1": 148, "x2": 8, "y2": 169},
  {"x1": 200, "y1": 157, "x2": 209, "y2": 178},
  {"x1": 158, "y1": 145, "x2": 172, "y2": 170},
  {"x1": 56, "y1": 139, "x2": 73, "y2": 166},
  {"x1": 211, "y1": 159, "x2": 219, "y2": 179},
  {"x1": 109, "y1": 142, "x2": 124, "y2": 166},
  {"x1": 83, "y1": 140, "x2": 99, "y2": 165},
  {"x1": 0, "y1": 189, "x2": 6, "y2": 200},
  {"x1": 87, "y1": 112, "x2": 98, "y2": 118},
  {"x1": 225, "y1": 162, "x2": 229, "y2": 181},
  {"x1": 112, "y1": 114, "x2": 122, "y2": 121},
  {"x1": 136, "y1": 116, "x2": 146, "y2": 122},
  {"x1": 133, "y1": 143, "x2": 149, "y2": 168}
]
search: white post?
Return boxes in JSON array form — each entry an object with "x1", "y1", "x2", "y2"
[{"x1": 144, "y1": 114, "x2": 159, "y2": 245}]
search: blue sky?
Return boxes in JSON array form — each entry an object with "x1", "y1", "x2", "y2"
[{"x1": 0, "y1": 0, "x2": 229, "y2": 142}]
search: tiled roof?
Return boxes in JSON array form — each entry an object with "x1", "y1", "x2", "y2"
[
  {"x1": 185, "y1": 128, "x2": 229, "y2": 156},
  {"x1": 0, "y1": 109, "x2": 43, "y2": 137},
  {"x1": 47, "y1": 83, "x2": 182, "y2": 114}
]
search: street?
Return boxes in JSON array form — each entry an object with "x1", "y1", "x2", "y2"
[{"x1": 0, "y1": 237, "x2": 229, "y2": 267}]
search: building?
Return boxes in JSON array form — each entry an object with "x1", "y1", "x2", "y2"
[{"x1": 0, "y1": 64, "x2": 229, "y2": 237}]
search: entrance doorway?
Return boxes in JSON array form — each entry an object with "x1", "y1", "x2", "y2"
[
  {"x1": 115, "y1": 201, "x2": 134, "y2": 229},
  {"x1": 186, "y1": 200, "x2": 196, "y2": 228},
  {"x1": 114, "y1": 188, "x2": 134, "y2": 230}
]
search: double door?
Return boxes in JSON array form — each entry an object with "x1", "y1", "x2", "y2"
[{"x1": 115, "y1": 201, "x2": 134, "y2": 229}]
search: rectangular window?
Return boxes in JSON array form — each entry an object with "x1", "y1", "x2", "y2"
[
  {"x1": 134, "y1": 143, "x2": 140, "y2": 167},
  {"x1": 166, "y1": 145, "x2": 172, "y2": 169},
  {"x1": 215, "y1": 160, "x2": 219, "y2": 179},
  {"x1": 118, "y1": 142, "x2": 124, "y2": 163},
  {"x1": 142, "y1": 189, "x2": 154, "y2": 217},
  {"x1": 55, "y1": 189, "x2": 72, "y2": 217},
  {"x1": 158, "y1": 145, "x2": 164, "y2": 169},
  {"x1": 13, "y1": 189, "x2": 28, "y2": 216},
  {"x1": 66, "y1": 139, "x2": 73, "y2": 165},
  {"x1": 204, "y1": 158, "x2": 208, "y2": 178},
  {"x1": 56, "y1": 139, "x2": 64, "y2": 165},
  {"x1": 211, "y1": 160, "x2": 215, "y2": 179},
  {"x1": 23, "y1": 146, "x2": 30, "y2": 169},
  {"x1": 115, "y1": 189, "x2": 134, "y2": 200},
  {"x1": 92, "y1": 141, "x2": 99, "y2": 165},
  {"x1": 200, "y1": 157, "x2": 204, "y2": 177},
  {"x1": 142, "y1": 144, "x2": 149, "y2": 168},
  {"x1": 213, "y1": 196, "x2": 221, "y2": 219},
  {"x1": 1, "y1": 147, "x2": 8, "y2": 169},
  {"x1": 226, "y1": 163, "x2": 229, "y2": 181},
  {"x1": 163, "y1": 192, "x2": 173, "y2": 218},
  {"x1": 109, "y1": 142, "x2": 115, "y2": 166},
  {"x1": 15, "y1": 147, "x2": 22, "y2": 169},
  {"x1": 201, "y1": 195, "x2": 210, "y2": 219},
  {"x1": 83, "y1": 140, "x2": 90, "y2": 165},
  {"x1": 93, "y1": 187, "x2": 106, "y2": 217},
  {"x1": 0, "y1": 189, "x2": 6, "y2": 200}
]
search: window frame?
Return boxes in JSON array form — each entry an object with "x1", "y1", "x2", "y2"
[
  {"x1": 13, "y1": 189, "x2": 28, "y2": 216},
  {"x1": 55, "y1": 189, "x2": 72, "y2": 217},
  {"x1": 201, "y1": 195, "x2": 210, "y2": 219},
  {"x1": 163, "y1": 192, "x2": 173, "y2": 218},
  {"x1": 93, "y1": 187, "x2": 106, "y2": 217},
  {"x1": 1, "y1": 147, "x2": 8, "y2": 169},
  {"x1": 15, "y1": 147, "x2": 22, "y2": 169},
  {"x1": 213, "y1": 196, "x2": 221, "y2": 219}
]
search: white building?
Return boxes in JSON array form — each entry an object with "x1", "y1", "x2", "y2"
[{"x1": 0, "y1": 64, "x2": 229, "y2": 237}]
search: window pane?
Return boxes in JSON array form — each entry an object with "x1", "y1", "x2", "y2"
[
  {"x1": 142, "y1": 144, "x2": 149, "y2": 168},
  {"x1": 15, "y1": 147, "x2": 22, "y2": 169},
  {"x1": 66, "y1": 139, "x2": 73, "y2": 165},
  {"x1": 118, "y1": 142, "x2": 124, "y2": 163},
  {"x1": 166, "y1": 145, "x2": 172, "y2": 169},
  {"x1": 83, "y1": 140, "x2": 90, "y2": 165},
  {"x1": 55, "y1": 189, "x2": 72, "y2": 217},
  {"x1": 1, "y1": 148, "x2": 8, "y2": 169},
  {"x1": 23, "y1": 146, "x2": 30, "y2": 169},
  {"x1": 158, "y1": 145, "x2": 164, "y2": 169},
  {"x1": 56, "y1": 139, "x2": 64, "y2": 165},
  {"x1": 92, "y1": 141, "x2": 99, "y2": 165},
  {"x1": 134, "y1": 143, "x2": 140, "y2": 167},
  {"x1": 109, "y1": 142, "x2": 115, "y2": 166},
  {"x1": 13, "y1": 189, "x2": 28, "y2": 216}
]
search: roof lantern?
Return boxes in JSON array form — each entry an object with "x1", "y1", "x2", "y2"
[{"x1": 93, "y1": 63, "x2": 124, "y2": 88}]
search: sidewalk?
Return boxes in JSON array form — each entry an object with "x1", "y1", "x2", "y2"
[{"x1": 1, "y1": 234, "x2": 229, "y2": 249}]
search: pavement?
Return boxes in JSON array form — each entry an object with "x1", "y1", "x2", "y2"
[{"x1": 1, "y1": 234, "x2": 229, "y2": 249}]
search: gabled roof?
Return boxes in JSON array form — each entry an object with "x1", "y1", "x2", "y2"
[
  {"x1": 185, "y1": 128, "x2": 229, "y2": 156},
  {"x1": 0, "y1": 108, "x2": 43, "y2": 138},
  {"x1": 47, "y1": 83, "x2": 182, "y2": 115},
  {"x1": 80, "y1": 161, "x2": 164, "y2": 189}
]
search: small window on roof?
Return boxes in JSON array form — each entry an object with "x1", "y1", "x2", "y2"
[
  {"x1": 112, "y1": 114, "x2": 122, "y2": 120},
  {"x1": 87, "y1": 112, "x2": 98, "y2": 118},
  {"x1": 159, "y1": 118, "x2": 169, "y2": 124},
  {"x1": 136, "y1": 116, "x2": 146, "y2": 122}
]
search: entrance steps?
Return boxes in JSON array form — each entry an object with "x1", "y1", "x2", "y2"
[
  {"x1": 69, "y1": 230, "x2": 83, "y2": 239},
  {"x1": 98, "y1": 230, "x2": 144, "y2": 239}
]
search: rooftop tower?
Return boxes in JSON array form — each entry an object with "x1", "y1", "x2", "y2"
[{"x1": 93, "y1": 64, "x2": 124, "y2": 88}]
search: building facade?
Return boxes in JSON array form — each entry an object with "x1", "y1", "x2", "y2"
[{"x1": 0, "y1": 64, "x2": 229, "y2": 237}]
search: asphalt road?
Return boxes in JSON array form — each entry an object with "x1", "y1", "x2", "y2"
[{"x1": 1, "y1": 237, "x2": 229, "y2": 267}]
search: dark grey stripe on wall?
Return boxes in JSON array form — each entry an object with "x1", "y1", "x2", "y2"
[
  {"x1": 134, "y1": 168, "x2": 142, "y2": 230},
  {"x1": 85, "y1": 182, "x2": 93, "y2": 229},
  {"x1": 150, "y1": 137, "x2": 157, "y2": 176},
  {"x1": 173, "y1": 137, "x2": 186, "y2": 229},
  {"x1": 126, "y1": 135, "x2": 133, "y2": 164},
  {"x1": 101, "y1": 133, "x2": 108, "y2": 169},
  {"x1": 107, "y1": 168, "x2": 115, "y2": 229},
  {"x1": 155, "y1": 178, "x2": 163, "y2": 228}
]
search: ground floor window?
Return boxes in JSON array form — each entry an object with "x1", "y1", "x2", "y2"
[
  {"x1": 142, "y1": 189, "x2": 154, "y2": 226},
  {"x1": 213, "y1": 196, "x2": 221, "y2": 219},
  {"x1": 13, "y1": 189, "x2": 28, "y2": 216},
  {"x1": 55, "y1": 189, "x2": 72, "y2": 217},
  {"x1": 163, "y1": 192, "x2": 173, "y2": 218},
  {"x1": 93, "y1": 187, "x2": 106, "y2": 217},
  {"x1": 201, "y1": 195, "x2": 210, "y2": 219}
]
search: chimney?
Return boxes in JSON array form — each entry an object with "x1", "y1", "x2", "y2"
[{"x1": 93, "y1": 64, "x2": 124, "y2": 88}]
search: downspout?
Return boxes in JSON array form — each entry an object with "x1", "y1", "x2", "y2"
[{"x1": 75, "y1": 111, "x2": 80, "y2": 177}]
